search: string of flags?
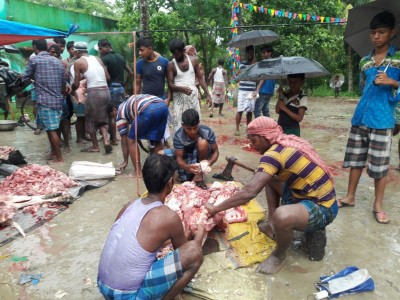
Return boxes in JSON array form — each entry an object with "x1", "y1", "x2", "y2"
[{"x1": 232, "y1": 1, "x2": 347, "y2": 26}]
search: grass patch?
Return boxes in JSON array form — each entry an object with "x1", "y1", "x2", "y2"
[{"x1": 312, "y1": 85, "x2": 361, "y2": 98}]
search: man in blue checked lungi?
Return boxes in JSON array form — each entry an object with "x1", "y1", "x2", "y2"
[
  {"x1": 72, "y1": 42, "x2": 113, "y2": 154},
  {"x1": 98, "y1": 154, "x2": 205, "y2": 300},
  {"x1": 22, "y1": 39, "x2": 69, "y2": 164},
  {"x1": 116, "y1": 94, "x2": 169, "y2": 177}
]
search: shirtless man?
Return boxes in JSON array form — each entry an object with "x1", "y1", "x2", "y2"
[
  {"x1": 167, "y1": 38, "x2": 211, "y2": 129},
  {"x1": 98, "y1": 154, "x2": 205, "y2": 299},
  {"x1": 72, "y1": 42, "x2": 112, "y2": 154}
]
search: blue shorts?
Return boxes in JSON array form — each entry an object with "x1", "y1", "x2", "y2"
[
  {"x1": 282, "y1": 186, "x2": 338, "y2": 232},
  {"x1": 37, "y1": 105, "x2": 62, "y2": 131},
  {"x1": 127, "y1": 101, "x2": 168, "y2": 141},
  {"x1": 61, "y1": 98, "x2": 73, "y2": 120},
  {"x1": 109, "y1": 83, "x2": 125, "y2": 109},
  {"x1": 98, "y1": 249, "x2": 182, "y2": 300}
]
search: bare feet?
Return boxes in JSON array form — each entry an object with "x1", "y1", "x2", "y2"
[
  {"x1": 255, "y1": 251, "x2": 286, "y2": 275},
  {"x1": 116, "y1": 162, "x2": 127, "y2": 174},
  {"x1": 337, "y1": 196, "x2": 355, "y2": 207},
  {"x1": 257, "y1": 221, "x2": 275, "y2": 240},
  {"x1": 173, "y1": 294, "x2": 185, "y2": 300},
  {"x1": 44, "y1": 153, "x2": 56, "y2": 160},
  {"x1": 129, "y1": 170, "x2": 142, "y2": 178},
  {"x1": 63, "y1": 146, "x2": 71, "y2": 154},
  {"x1": 47, "y1": 159, "x2": 64, "y2": 165},
  {"x1": 110, "y1": 140, "x2": 118, "y2": 146}
]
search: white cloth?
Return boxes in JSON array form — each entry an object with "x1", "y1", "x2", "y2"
[
  {"x1": 172, "y1": 55, "x2": 197, "y2": 92},
  {"x1": 213, "y1": 67, "x2": 224, "y2": 83},
  {"x1": 237, "y1": 90, "x2": 255, "y2": 113}
]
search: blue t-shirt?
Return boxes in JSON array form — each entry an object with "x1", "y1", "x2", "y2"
[
  {"x1": 173, "y1": 125, "x2": 216, "y2": 154},
  {"x1": 136, "y1": 55, "x2": 169, "y2": 99},
  {"x1": 351, "y1": 45, "x2": 400, "y2": 129},
  {"x1": 259, "y1": 79, "x2": 275, "y2": 94}
]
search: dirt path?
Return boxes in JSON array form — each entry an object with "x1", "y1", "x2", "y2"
[{"x1": 0, "y1": 96, "x2": 399, "y2": 299}]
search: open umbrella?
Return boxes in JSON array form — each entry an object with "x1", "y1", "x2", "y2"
[
  {"x1": 344, "y1": 0, "x2": 400, "y2": 57},
  {"x1": 0, "y1": 19, "x2": 79, "y2": 46},
  {"x1": 237, "y1": 56, "x2": 330, "y2": 81},
  {"x1": 329, "y1": 74, "x2": 345, "y2": 88},
  {"x1": 228, "y1": 30, "x2": 279, "y2": 48}
]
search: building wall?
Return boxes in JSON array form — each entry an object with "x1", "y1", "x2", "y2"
[{"x1": 2, "y1": 0, "x2": 117, "y2": 32}]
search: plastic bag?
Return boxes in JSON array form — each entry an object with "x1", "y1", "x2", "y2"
[{"x1": 69, "y1": 161, "x2": 115, "y2": 180}]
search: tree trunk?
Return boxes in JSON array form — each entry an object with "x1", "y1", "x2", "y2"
[
  {"x1": 347, "y1": 45, "x2": 354, "y2": 92},
  {"x1": 139, "y1": 1, "x2": 149, "y2": 37}
]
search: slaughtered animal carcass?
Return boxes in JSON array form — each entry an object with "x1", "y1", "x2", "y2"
[{"x1": 157, "y1": 181, "x2": 248, "y2": 258}]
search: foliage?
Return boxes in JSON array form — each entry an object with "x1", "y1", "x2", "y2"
[
  {"x1": 25, "y1": 0, "x2": 118, "y2": 18},
  {"x1": 115, "y1": 0, "x2": 232, "y2": 76}
]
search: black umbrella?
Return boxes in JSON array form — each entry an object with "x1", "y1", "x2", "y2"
[
  {"x1": 228, "y1": 30, "x2": 279, "y2": 48},
  {"x1": 344, "y1": 0, "x2": 400, "y2": 57},
  {"x1": 0, "y1": 45, "x2": 20, "y2": 54},
  {"x1": 237, "y1": 56, "x2": 330, "y2": 81}
]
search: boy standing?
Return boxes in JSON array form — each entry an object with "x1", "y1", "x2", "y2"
[
  {"x1": 339, "y1": 11, "x2": 400, "y2": 225},
  {"x1": 275, "y1": 73, "x2": 307, "y2": 137},
  {"x1": 208, "y1": 58, "x2": 228, "y2": 117},
  {"x1": 235, "y1": 45, "x2": 257, "y2": 136},
  {"x1": 254, "y1": 45, "x2": 275, "y2": 118}
]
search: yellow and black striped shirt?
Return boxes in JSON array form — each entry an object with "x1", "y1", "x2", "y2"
[{"x1": 257, "y1": 144, "x2": 336, "y2": 207}]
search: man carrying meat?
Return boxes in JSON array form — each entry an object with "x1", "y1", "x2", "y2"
[
  {"x1": 72, "y1": 42, "x2": 113, "y2": 154},
  {"x1": 205, "y1": 117, "x2": 338, "y2": 274},
  {"x1": 98, "y1": 154, "x2": 205, "y2": 300},
  {"x1": 162, "y1": 109, "x2": 219, "y2": 189}
]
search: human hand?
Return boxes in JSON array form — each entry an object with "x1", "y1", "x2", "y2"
[
  {"x1": 277, "y1": 85, "x2": 284, "y2": 93},
  {"x1": 204, "y1": 202, "x2": 217, "y2": 217},
  {"x1": 182, "y1": 87, "x2": 192, "y2": 95},
  {"x1": 277, "y1": 99, "x2": 286, "y2": 110},
  {"x1": 374, "y1": 71, "x2": 391, "y2": 86},
  {"x1": 187, "y1": 164, "x2": 201, "y2": 174}
]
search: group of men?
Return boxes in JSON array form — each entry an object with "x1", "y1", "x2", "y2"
[
  {"x1": 23, "y1": 38, "x2": 134, "y2": 163},
  {"x1": 18, "y1": 11, "x2": 400, "y2": 298}
]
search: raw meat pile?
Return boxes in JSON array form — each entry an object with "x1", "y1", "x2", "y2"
[
  {"x1": 157, "y1": 181, "x2": 248, "y2": 258},
  {"x1": 0, "y1": 164, "x2": 78, "y2": 196},
  {"x1": 165, "y1": 181, "x2": 248, "y2": 238}
]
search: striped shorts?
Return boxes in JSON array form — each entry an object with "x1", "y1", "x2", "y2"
[
  {"x1": 97, "y1": 249, "x2": 182, "y2": 300},
  {"x1": 343, "y1": 126, "x2": 392, "y2": 178}
]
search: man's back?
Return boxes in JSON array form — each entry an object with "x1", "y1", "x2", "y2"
[
  {"x1": 101, "y1": 51, "x2": 125, "y2": 83},
  {"x1": 23, "y1": 51, "x2": 65, "y2": 109},
  {"x1": 98, "y1": 198, "x2": 163, "y2": 290}
]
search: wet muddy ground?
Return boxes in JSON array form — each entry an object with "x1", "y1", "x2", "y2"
[{"x1": 0, "y1": 96, "x2": 399, "y2": 300}]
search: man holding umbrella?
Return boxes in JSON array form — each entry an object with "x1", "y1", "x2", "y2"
[{"x1": 340, "y1": 11, "x2": 400, "y2": 224}]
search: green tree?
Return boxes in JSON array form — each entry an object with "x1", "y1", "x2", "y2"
[{"x1": 26, "y1": 0, "x2": 118, "y2": 18}]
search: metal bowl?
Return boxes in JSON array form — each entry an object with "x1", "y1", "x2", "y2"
[{"x1": 0, "y1": 120, "x2": 18, "y2": 131}]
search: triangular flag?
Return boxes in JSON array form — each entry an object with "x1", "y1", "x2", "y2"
[
  {"x1": 312, "y1": 15, "x2": 316, "y2": 21},
  {"x1": 293, "y1": 13, "x2": 297, "y2": 19},
  {"x1": 240, "y1": 3, "x2": 243, "y2": 8},
  {"x1": 268, "y1": 8, "x2": 272, "y2": 15},
  {"x1": 298, "y1": 13, "x2": 303, "y2": 19},
  {"x1": 288, "y1": 12, "x2": 293, "y2": 18},
  {"x1": 275, "y1": 10, "x2": 279, "y2": 16},
  {"x1": 302, "y1": 14, "x2": 307, "y2": 20},
  {"x1": 271, "y1": 9, "x2": 275, "y2": 16},
  {"x1": 306, "y1": 14, "x2": 310, "y2": 21},
  {"x1": 254, "y1": 6, "x2": 258, "y2": 12},
  {"x1": 261, "y1": 6, "x2": 264, "y2": 13},
  {"x1": 331, "y1": 17, "x2": 335, "y2": 22},
  {"x1": 321, "y1": 16, "x2": 325, "y2": 22},
  {"x1": 285, "y1": 11, "x2": 288, "y2": 17}
]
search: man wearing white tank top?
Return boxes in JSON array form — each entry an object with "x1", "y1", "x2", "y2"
[
  {"x1": 167, "y1": 38, "x2": 211, "y2": 129},
  {"x1": 72, "y1": 42, "x2": 113, "y2": 154},
  {"x1": 208, "y1": 58, "x2": 228, "y2": 117}
]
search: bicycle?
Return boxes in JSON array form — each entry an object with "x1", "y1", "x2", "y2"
[{"x1": 18, "y1": 90, "x2": 77, "y2": 130}]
